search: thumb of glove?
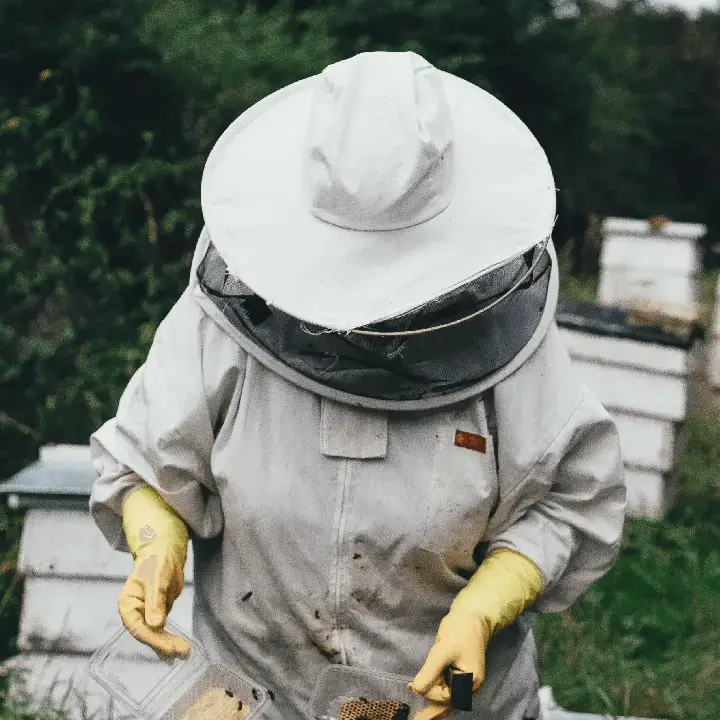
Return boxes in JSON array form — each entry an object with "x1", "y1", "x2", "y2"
[
  {"x1": 145, "y1": 582, "x2": 168, "y2": 629},
  {"x1": 135, "y1": 553, "x2": 167, "y2": 629}
]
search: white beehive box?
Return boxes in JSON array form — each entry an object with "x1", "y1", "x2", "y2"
[
  {"x1": 557, "y1": 301, "x2": 699, "y2": 519},
  {"x1": 598, "y1": 217, "x2": 705, "y2": 310}
]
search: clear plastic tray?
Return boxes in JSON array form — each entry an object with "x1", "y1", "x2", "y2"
[
  {"x1": 309, "y1": 664, "x2": 429, "y2": 720},
  {"x1": 88, "y1": 620, "x2": 268, "y2": 720}
]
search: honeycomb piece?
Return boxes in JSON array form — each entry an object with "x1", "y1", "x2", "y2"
[{"x1": 338, "y1": 697, "x2": 410, "y2": 720}]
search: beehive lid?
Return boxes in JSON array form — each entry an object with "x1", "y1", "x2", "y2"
[
  {"x1": 602, "y1": 216, "x2": 707, "y2": 240},
  {"x1": 0, "y1": 445, "x2": 94, "y2": 510},
  {"x1": 556, "y1": 300, "x2": 698, "y2": 349}
]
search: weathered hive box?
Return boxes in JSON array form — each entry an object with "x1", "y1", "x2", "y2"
[
  {"x1": 0, "y1": 445, "x2": 195, "y2": 720},
  {"x1": 598, "y1": 217, "x2": 705, "y2": 310},
  {"x1": 557, "y1": 301, "x2": 699, "y2": 519}
]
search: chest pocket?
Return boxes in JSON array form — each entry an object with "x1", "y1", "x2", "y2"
[
  {"x1": 320, "y1": 397, "x2": 388, "y2": 458},
  {"x1": 418, "y1": 397, "x2": 499, "y2": 561}
]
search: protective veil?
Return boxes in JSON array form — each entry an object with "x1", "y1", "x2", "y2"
[{"x1": 195, "y1": 239, "x2": 552, "y2": 403}]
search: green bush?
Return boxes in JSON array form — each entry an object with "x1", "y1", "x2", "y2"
[
  {"x1": 136, "y1": 0, "x2": 335, "y2": 155},
  {"x1": 0, "y1": 0, "x2": 198, "y2": 478},
  {"x1": 0, "y1": 0, "x2": 335, "y2": 482}
]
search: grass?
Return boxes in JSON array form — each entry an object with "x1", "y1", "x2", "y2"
[
  {"x1": 700, "y1": 269, "x2": 720, "y2": 311},
  {"x1": 1, "y1": 272, "x2": 719, "y2": 719},
  {"x1": 0, "y1": 506, "x2": 23, "y2": 666},
  {"x1": 534, "y1": 480, "x2": 720, "y2": 719},
  {"x1": 558, "y1": 272, "x2": 599, "y2": 304}
]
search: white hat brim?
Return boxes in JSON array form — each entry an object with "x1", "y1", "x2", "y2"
[{"x1": 201, "y1": 71, "x2": 556, "y2": 331}]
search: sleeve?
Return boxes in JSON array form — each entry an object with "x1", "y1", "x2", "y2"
[
  {"x1": 89, "y1": 289, "x2": 248, "y2": 552},
  {"x1": 486, "y1": 324, "x2": 627, "y2": 613}
]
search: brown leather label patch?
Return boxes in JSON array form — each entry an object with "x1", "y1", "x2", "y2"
[{"x1": 454, "y1": 430, "x2": 487, "y2": 453}]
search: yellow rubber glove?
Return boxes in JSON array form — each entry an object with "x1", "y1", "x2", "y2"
[
  {"x1": 408, "y1": 549, "x2": 543, "y2": 720},
  {"x1": 119, "y1": 485, "x2": 191, "y2": 658}
]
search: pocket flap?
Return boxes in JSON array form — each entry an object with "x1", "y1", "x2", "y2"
[{"x1": 320, "y1": 397, "x2": 388, "y2": 458}]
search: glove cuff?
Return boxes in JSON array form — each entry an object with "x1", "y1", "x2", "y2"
[
  {"x1": 448, "y1": 548, "x2": 543, "y2": 636},
  {"x1": 123, "y1": 485, "x2": 189, "y2": 559}
]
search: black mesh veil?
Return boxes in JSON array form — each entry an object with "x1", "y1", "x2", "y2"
[{"x1": 197, "y1": 240, "x2": 552, "y2": 401}]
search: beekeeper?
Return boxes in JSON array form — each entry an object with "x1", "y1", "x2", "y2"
[{"x1": 89, "y1": 51, "x2": 626, "y2": 720}]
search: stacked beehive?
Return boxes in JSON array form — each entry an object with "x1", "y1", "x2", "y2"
[
  {"x1": 598, "y1": 217, "x2": 706, "y2": 311},
  {"x1": 556, "y1": 301, "x2": 699, "y2": 519},
  {"x1": 0, "y1": 445, "x2": 194, "y2": 720},
  {"x1": 556, "y1": 216, "x2": 706, "y2": 520}
]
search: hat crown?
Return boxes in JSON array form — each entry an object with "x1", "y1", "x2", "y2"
[{"x1": 303, "y1": 51, "x2": 455, "y2": 232}]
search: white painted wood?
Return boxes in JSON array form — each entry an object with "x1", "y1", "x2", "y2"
[
  {"x1": 611, "y1": 412, "x2": 677, "y2": 472},
  {"x1": 559, "y1": 328, "x2": 690, "y2": 376},
  {"x1": 601, "y1": 234, "x2": 700, "y2": 274},
  {"x1": 598, "y1": 267, "x2": 698, "y2": 308},
  {"x1": 598, "y1": 217, "x2": 704, "y2": 311},
  {"x1": 570, "y1": 359, "x2": 688, "y2": 421},
  {"x1": 602, "y1": 217, "x2": 706, "y2": 240},
  {"x1": 18, "y1": 576, "x2": 194, "y2": 654},
  {"x1": 624, "y1": 466, "x2": 669, "y2": 519},
  {"x1": 39, "y1": 444, "x2": 92, "y2": 464},
  {"x1": 18, "y1": 509, "x2": 194, "y2": 582}
]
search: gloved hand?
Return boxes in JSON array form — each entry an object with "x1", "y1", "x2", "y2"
[
  {"x1": 119, "y1": 485, "x2": 191, "y2": 658},
  {"x1": 408, "y1": 549, "x2": 543, "y2": 720}
]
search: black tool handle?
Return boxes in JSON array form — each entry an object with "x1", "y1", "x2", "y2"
[{"x1": 442, "y1": 666, "x2": 473, "y2": 712}]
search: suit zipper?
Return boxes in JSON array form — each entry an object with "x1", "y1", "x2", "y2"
[{"x1": 333, "y1": 459, "x2": 350, "y2": 664}]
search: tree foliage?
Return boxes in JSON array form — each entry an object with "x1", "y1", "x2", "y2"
[
  {"x1": 578, "y1": 0, "x2": 720, "y2": 266},
  {"x1": 0, "y1": 0, "x2": 333, "y2": 477},
  {"x1": 135, "y1": 0, "x2": 335, "y2": 154}
]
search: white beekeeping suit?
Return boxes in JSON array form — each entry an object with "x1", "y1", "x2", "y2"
[{"x1": 89, "y1": 51, "x2": 626, "y2": 720}]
